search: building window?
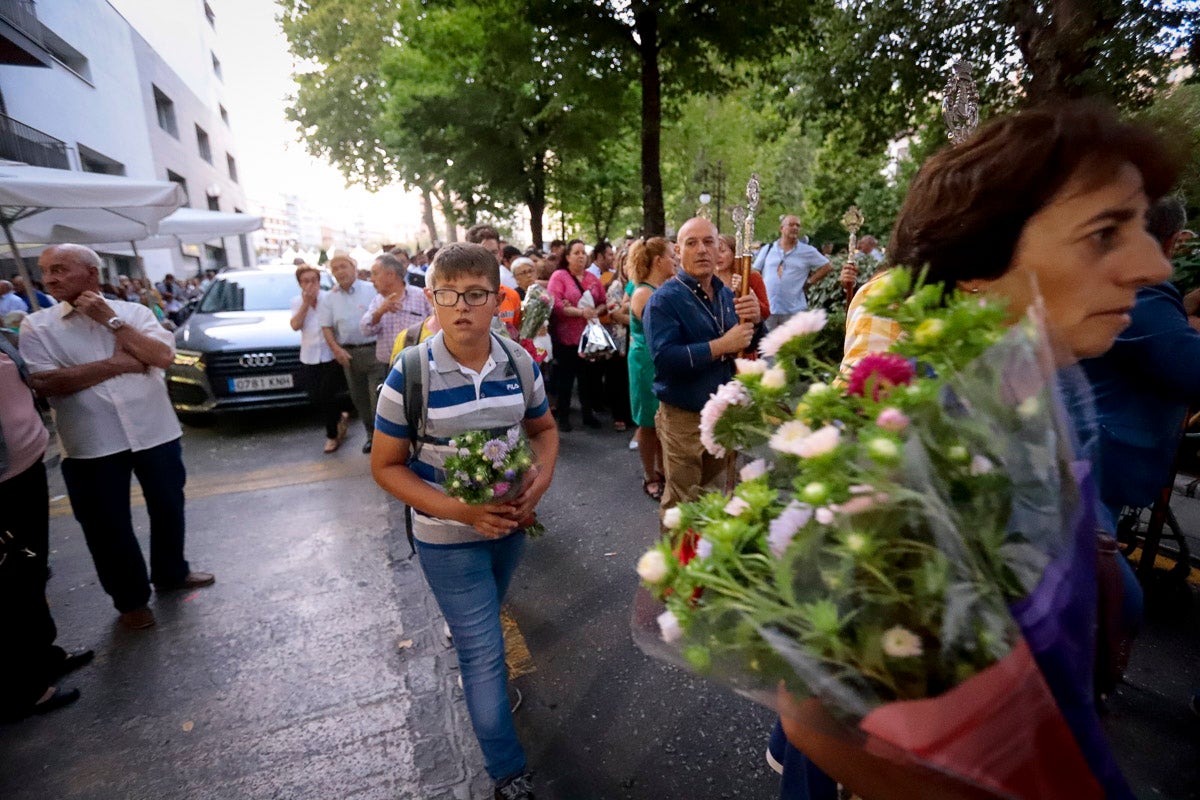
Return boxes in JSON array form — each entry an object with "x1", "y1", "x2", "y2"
[
  {"x1": 196, "y1": 125, "x2": 212, "y2": 163},
  {"x1": 204, "y1": 1, "x2": 215, "y2": 27},
  {"x1": 226, "y1": 153, "x2": 238, "y2": 183},
  {"x1": 207, "y1": 195, "x2": 220, "y2": 212},
  {"x1": 219, "y1": 104, "x2": 229, "y2": 125},
  {"x1": 77, "y1": 144, "x2": 125, "y2": 176},
  {"x1": 167, "y1": 170, "x2": 189, "y2": 203},
  {"x1": 41, "y1": 26, "x2": 92, "y2": 82},
  {"x1": 211, "y1": 52, "x2": 223, "y2": 81},
  {"x1": 153, "y1": 86, "x2": 178, "y2": 138}
]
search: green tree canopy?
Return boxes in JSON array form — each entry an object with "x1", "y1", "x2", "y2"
[
  {"x1": 525, "y1": 0, "x2": 817, "y2": 235},
  {"x1": 785, "y1": 0, "x2": 1198, "y2": 155},
  {"x1": 281, "y1": 0, "x2": 629, "y2": 247}
]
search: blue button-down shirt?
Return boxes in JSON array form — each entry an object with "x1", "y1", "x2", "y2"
[
  {"x1": 644, "y1": 271, "x2": 739, "y2": 412},
  {"x1": 752, "y1": 238, "x2": 830, "y2": 315},
  {"x1": 1083, "y1": 282, "x2": 1200, "y2": 521}
]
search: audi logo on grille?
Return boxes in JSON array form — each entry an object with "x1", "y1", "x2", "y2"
[{"x1": 238, "y1": 352, "x2": 277, "y2": 368}]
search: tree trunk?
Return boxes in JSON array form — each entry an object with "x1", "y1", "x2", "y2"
[
  {"x1": 420, "y1": 184, "x2": 439, "y2": 246},
  {"x1": 527, "y1": 150, "x2": 546, "y2": 249},
  {"x1": 636, "y1": 10, "x2": 665, "y2": 235},
  {"x1": 1007, "y1": 0, "x2": 1116, "y2": 105},
  {"x1": 435, "y1": 187, "x2": 459, "y2": 242}
]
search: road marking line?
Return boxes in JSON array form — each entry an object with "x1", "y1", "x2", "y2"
[
  {"x1": 501, "y1": 606, "x2": 536, "y2": 679},
  {"x1": 48, "y1": 458, "x2": 372, "y2": 518}
]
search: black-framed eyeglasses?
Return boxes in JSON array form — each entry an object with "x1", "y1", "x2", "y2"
[{"x1": 431, "y1": 288, "x2": 495, "y2": 307}]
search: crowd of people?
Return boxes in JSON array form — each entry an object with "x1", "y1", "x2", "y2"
[{"x1": 2, "y1": 97, "x2": 1197, "y2": 800}]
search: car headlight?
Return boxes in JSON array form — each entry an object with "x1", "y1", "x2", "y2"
[{"x1": 173, "y1": 349, "x2": 204, "y2": 368}]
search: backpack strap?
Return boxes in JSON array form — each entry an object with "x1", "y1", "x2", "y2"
[
  {"x1": 399, "y1": 340, "x2": 430, "y2": 557},
  {"x1": 491, "y1": 332, "x2": 536, "y2": 413}
]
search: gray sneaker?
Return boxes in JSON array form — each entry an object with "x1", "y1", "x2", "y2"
[{"x1": 494, "y1": 771, "x2": 534, "y2": 800}]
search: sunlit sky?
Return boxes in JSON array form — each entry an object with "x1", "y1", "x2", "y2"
[
  {"x1": 113, "y1": 0, "x2": 422, "y2": 242},
  {"x1": 218, "y1": 0, "x2": 421, "y2": 239}
]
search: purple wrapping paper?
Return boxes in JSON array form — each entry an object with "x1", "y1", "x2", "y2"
[{"x1": 1008, "y1": 461, "x2": 1134, "y2": 799}]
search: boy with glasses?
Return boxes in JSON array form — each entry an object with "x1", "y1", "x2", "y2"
[{"x1": 371, "y1": 243, "x2": 558, "y2": 800}]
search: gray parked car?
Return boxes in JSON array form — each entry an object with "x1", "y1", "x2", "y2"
[{"x1": 167, "y1": 266, "x2": 332, "y2": 415}]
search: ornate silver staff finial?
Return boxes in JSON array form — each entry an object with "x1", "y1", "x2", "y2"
[
  {"x1": 744, "y1": 174, "x2": 760, "y2": 249},
  {"x1": 942, "y1": 59, "x2": 979, "y2": 145},
  {"x1": 841, "y1": 205, "x2": 864, "y2": 253},
  {"x1": 745, "y1": 174, "x2": 760, "y2": 214},
  {"x1": 840, "y1": 205, "x2": 866, "y2": 307},
  {"x1": 731, "y1": 205, "x2": 747, "y2": 256}
]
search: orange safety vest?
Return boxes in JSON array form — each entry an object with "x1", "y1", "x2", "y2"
[{"x1": 498, "y1": 285, "x2": 522, "y2": 335}]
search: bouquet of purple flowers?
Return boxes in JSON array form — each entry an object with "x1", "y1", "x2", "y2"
[{"x1": 443, "y1": 426, "x2": 545, "y2": 537}]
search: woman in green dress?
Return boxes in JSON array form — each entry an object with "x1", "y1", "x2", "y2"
[{"x1": 627, "y1": 237, "x2": 676, "y2": 500}]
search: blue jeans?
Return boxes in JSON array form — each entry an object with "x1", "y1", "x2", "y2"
[
  {"x1": 61, "y1": 438, "x2": 189, "y2": 612},
  {"x1": 1101, "y1": 502, "x2": 1146, "y2": 632},
  {"x1": 771, "y1": 720, "x2": 838, "y2": 800},
  {"x1": 416, "y1": 533, "x2": 527, "y2": 782}
]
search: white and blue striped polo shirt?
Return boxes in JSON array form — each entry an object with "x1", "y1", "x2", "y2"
[{"x1": 375, "y1": 331, "x2": 549, "y2": 545}]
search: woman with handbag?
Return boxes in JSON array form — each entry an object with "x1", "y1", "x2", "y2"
[
  {"x1": 548, "y1": 239, "x2": 607, "y2": 431},
  {"x1": 603, "y1": 248, "x2": 635, "y2": 432}
]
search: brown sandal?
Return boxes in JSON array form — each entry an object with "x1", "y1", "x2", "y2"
[{"x1": 642, "y1": 474, "x2": 664, "y2": 501}]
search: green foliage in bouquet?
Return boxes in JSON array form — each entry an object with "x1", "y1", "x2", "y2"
[
  {"x1": 443, "y1": 427, "x2": 544, "y2": 537},
  {"x1": 638, "y1": 269, "x2": 1061, "y2": 709}
]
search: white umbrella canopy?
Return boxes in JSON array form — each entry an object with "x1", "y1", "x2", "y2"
[
  {"x1": 0, "y1": 163, "x2": 186, "y2": 244},
  {"x1": 0, "y1": 163, "x2": 186, "y2": 306},
  {"x1": 80, "y1": 208, "x2": 264, "y2": 254},
  {"x1": 348, "y1": 244, "x2": 374, "y2": 266},
  {"x1": 0, "y1": 209, "x2": 264, "y2": 255},
  {"x1": 157, "y1": 207, "x2": 262, "y2": 243}
]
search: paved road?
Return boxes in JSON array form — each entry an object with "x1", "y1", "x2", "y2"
[{"x1": 1, "y1": 408, "x2": 1197, "y2": 799}]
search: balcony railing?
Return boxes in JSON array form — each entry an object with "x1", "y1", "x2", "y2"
[
  {"x1": 0, "y1": 112, "x2": 69, "y2": 169},
  {"x1": 0, "y1": 0, "x2": 44, "y2": 47}
]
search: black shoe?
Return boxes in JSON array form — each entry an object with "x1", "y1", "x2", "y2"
[
  {"x1": 155, "y1": 571, "x2": 215, "y2": 592},
  {"x1": 362, "y1": 440, "x2": 373, "y2": 454},
  {"x1": 53, "y1": 649, "x2": 94, "y2": 680},
  {"x1": 555, "y1": 412, "x2": 572, "y2": 432},
  {"x1": 581, "y1": 413, "x2": 601, "y2": 429},
  {"x1": 32, "y1": 687, "x2": 80, "y2": 716},
  {"x1": 494, "y1": 771, "x2": 535, "y2": 800}
]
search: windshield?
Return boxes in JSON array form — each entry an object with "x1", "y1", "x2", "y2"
[{"x1": 198, "y1": 273, "x2": 309, "y2": 313}]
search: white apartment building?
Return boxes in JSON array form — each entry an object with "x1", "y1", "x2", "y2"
[{"x1": 0, "y1": 0, "x2": 249, "y2": 282}]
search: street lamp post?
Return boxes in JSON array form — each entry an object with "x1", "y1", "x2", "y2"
[{"x1": 698, "y1": 160, "x2": 725, "y2": 233}]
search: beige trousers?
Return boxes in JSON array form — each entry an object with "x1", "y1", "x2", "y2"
[{"x1": 655, "y1": 401, "x2": 729, "y2": 516}]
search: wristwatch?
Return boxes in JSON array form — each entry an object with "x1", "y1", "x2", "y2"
[{"x1": 106, "y1": 316, "x2": 125, "y2": 331}]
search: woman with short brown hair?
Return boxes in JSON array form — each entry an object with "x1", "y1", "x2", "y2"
[{"x1": 787, "y1": 99, "x2": 1180, "y2": 800}]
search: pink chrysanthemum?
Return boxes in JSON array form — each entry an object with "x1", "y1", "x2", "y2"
[{"x1": 847, "y1": 353, "x2": 915, "y2": 400}]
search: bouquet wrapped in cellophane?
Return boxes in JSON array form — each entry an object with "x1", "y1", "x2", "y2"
[
  {"x1": 577, "y1": 291, "x2": 616, "y2": 361},
  {"x1": 633, "y1": 269, "x2": 1131, "y2": 799},
  {"x1": 519, "y1": 284, "x2": 554, "y2": 341},
  {"x1": 518, "y1": 284, "x2": 554, "y2": 364},
  {"x1": 443, "y1": 425, "x2": 545, "y2": 537}
]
